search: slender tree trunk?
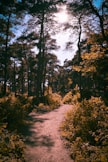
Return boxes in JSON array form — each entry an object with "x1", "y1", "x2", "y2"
[
  {"x1": 21, "y1": 59, "x2": 24, "y2": 94},
  {"x1": 13, "y1": 60, "x2": 16, "y2": 96},
  {"x1": 77, "y1": 15, "x2": 82, "y2": 99},
  {"x1": 87, "y1": 0, "x2": 108, "y2": 43},
  {"x1": 36, "y1": 6, "x2": 45, "y2": 99},
  {"x1": 27, "y1": 67, "x2": 30, "y2": 96},
  {"x1": 42, "y1": 59, "x2": 47, "y2": 96},
  {"x1": 77, "y1": 16, "x2": 82, "y2": 63},
  {"x1": 3, "y1": 13, "x2": 11, "y2": 96}
]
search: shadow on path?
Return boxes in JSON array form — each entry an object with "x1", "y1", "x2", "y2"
[
  {"x1": 21, "y1": 112, "x2": 55, "y2": 148},
  {"x1": 24, "y1": 105, "x2": 74, "y2": 162}
]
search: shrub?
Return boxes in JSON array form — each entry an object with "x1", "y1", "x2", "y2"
[
  {"x1": 0, "y1": 125, "x2": 25, "y2": 161},
  {"x1": 62, "y1": 91, "x2": 73, "y2": 104},
  {"x1": 32, "y1": 93, "x2": 62, "y2": 111},
  {"x1": 32, "y1": 96, "x2": 49, "y2": 106},
  {"x1": 0, "y1": 94, "x2": 33, "y2": 161},
  {"x1": 0, "y1": 95, "x2": 32, "y2": 132},
  {"x1": 61, "y1": 97, "x2": 108, "y2": 161},
  {"x1": 46, "y1": 93, "x2": 62, "y2": 110},
  {"x1": 62, "y1": 86, "x2": 80, "y2": 105}
]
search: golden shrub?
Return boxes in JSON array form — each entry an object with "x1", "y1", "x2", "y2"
[{"x1": 61, "y1": 97, "x2": 108, "y2": 161}]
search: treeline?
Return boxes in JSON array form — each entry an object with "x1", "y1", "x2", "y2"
[
  {"x1": 61, "y1": 0, "x2": 108, "y2": 104},
  {"x1": 0, "y1": 0, "x2": 84, "y2": 100},
  {"x1": 0, "y1": 0, "x2": 108, "y2": 102},
  {"x1": 0, "y1": 0, "x2": 65, "y2": 99}
]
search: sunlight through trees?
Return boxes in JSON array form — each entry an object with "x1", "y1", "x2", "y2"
[{"x1": 0, "y1": 0, "x2": 108, "y2": 161}]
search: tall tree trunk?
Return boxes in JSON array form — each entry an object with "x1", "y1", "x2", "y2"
[
  {"x1": 3, "y1": 13, "x2": 11, "y2": 96},
  {"x1": 77, "y1": 15, "x2": 82, "y2": 99},
  {"x1": 42, "y1": 59, "x2": 47, "y2": 96},
  {"x1": 87, "y1": 0, "x2": 108, "y2": 43},
  {"x1": 13, "y1": 60, "x2": 16, "y2": 96},
  {"x1": 36, "y1": 6, "x2": 45, "y2": 99},
  {"x1": 27, "y1": 67, "x2": 30, "y2": 96},
  {"x1": 21, "y1": 59, "x2": 24, "y2": 94}
]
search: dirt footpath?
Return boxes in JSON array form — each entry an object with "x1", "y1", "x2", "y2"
[{"x1": 24, "y1": 104, "x2": 74, "y2": 162}]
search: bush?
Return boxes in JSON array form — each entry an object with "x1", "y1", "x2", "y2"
[
  {"x1": 62, "y1": 91, "x2": 73, "y2": 104},
  {"x1": 0, "y1": 94, "x2": 33, "y2": 132},
  {"x1": 32, "y1": 93, "x2": 62, "y2": 111},
  {"x1": 61, "y1": 97, "x2": 108, "y2": 161},
  {"x1": 62, "y1": 86, "x2": 80, "y2": 104},
  {"x1": 0, "y1": 94, "x2": 33, "y2": 161},
  {"x1": 38, "y1": 93, "x2": 62, "y2": 111},
  {"x1": 0, "y1": 125, "x2": 25, "y2": 162},
  {"x1": 46, "y1": 93, "x2": 62, "y2": 110}
]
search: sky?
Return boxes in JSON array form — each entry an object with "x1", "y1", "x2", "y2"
[
  {"x1": 14, "y1": 1, "x2": 103, "y2": 66},
  {"x1": 54, "y1": 0, "x2": 103, "y2": 65},
  {"x1": 54, "y1": 32, "x2": 77, "y2": 65},
  {"x1": 94, "y1": 0, "x2": 103, "y2": 7},
  {"x1": 54, "y1": 5, "x2": 77, "y2": 65}
]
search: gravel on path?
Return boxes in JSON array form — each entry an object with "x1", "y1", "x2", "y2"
[{"x1": 24, "y1": 104, "x2": 74, "y2": 162}]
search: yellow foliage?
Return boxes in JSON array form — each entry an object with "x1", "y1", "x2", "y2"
[
  {"x1": 68, "y1": 78, "x2": 73, "y2": 85},
  {"x1": 61, "y1": 97, "x2": 108, "y2": 161},
  {"x1": 44, "y1": 86, "x2": 52, "y2": 95},
  {"x1": 0, "y1": 127, "x2": 25, "y2": 161},
  {"x1": 38, "y1": 103, "x2": 45, "y2": 108},
  {"x1": 62, "y1": 91, "x2": 73, "y2": 104},
  {"x1": 82, "y1": 52, "x2": 104, "y2": 60},
  {"x1": 62, "y1": 85, "x2": 80, "y2": 105},
  {"x1": 47, "y1": 93, "x2": 62, "y2": 109},
  {"x1": 73, "y1": 65, "x2": 81, "y2": 72}
]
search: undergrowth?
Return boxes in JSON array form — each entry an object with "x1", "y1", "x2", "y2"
[
  {"x1": 46, "y1": 93, "x2": 62, "y2": 110},
  {"x1": 0, "y1": 92, "x2": 62, "y2": 160},
  {"x1": 0, "y1": 94, "x2": 32, "y2": 131},
  {"x1": 62, "y1": 85, "x2": 80, "y2": 105},
  {"x1": 37, "y1": 93, "x2": 62, "y2": 111},
  {"x1": 0, "y1": 94, "x2": 33, "y2": 161},
  {"x1": 61, "y1": 96, "x2": 108, "y2": 162},
  {"x1": 0, "y1": 125, "x2": 25, "y2": 162}
]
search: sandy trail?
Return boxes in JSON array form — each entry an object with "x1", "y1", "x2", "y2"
[{"x1": 24, "y1": 104, "x2": 74, "y2": 162}]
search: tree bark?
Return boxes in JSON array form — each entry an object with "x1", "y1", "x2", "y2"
[
  {"x1": 36, "y1": 4, "x2": 45, "y2": 99},
  {"x1": 77, "y1": 15, "x2": 82, "y2": 99},
  {"x1": 87, "y1": 0, "x2": 108, "y2": 43},
  {"x1": 3, "y1": 13, "x2": 11, "y2": 96}
]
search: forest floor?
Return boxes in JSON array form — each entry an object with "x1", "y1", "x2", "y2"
[{"x1": 24, "y1": 104, "x2": 74, "y2": 162}]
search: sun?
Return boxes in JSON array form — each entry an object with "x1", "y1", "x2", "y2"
[
  {"x1": 54, "y1": 5, "x2": 69, "y2": 24},
  {"x1": 55, "y1": 11, "x2": 68, "y2": 23}
]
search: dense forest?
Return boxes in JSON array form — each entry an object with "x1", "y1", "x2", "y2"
[
  {"x1": 0, "y1": 0, "x2": 108, "y2": 100},
  {"x1": 0, "y1": 0, "x2": 108, "y2": 161}
]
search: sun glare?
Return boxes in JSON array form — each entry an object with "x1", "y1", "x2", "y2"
[{"x1": 54, "y1": 5, "x2": 68, "y2": 24}]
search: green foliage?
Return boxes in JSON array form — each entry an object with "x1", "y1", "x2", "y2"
[{"x1": 61, "y1": 97, "x2": 108, "y2": 161}]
